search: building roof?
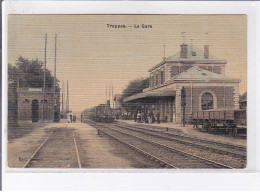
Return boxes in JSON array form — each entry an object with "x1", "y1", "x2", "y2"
[
  {"x1": 239, "y1": 92, "x2": 247, "y2": 102},
  {"x1": 123, "y1": 90, "x2": 175, "y2": 102},
  {"x1": 168, "y1": 66, "x2": 240, "y2": 83},
  {"x1": 148, "y1": 44, "x2": 226, "y2": 72},
  {"x1": 124, "y1": 67, "x2": 240, "y2": 102}
]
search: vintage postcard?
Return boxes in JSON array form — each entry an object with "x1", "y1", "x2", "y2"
[{"x1": 6, "y1": 14, "x2": 247, "y2": 170}]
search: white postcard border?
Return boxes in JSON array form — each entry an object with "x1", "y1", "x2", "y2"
[{"x1": 2, "y1": 1, "x2": 259, "y2": 190}]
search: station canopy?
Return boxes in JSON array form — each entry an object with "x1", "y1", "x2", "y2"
[{"x1": 123, "y1": 90, "x2": 175, "y2": 102}]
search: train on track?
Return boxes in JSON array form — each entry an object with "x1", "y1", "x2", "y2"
[
  {"x1": 192, "y1": 109, "x2": 247, "y2": 137},
  {"x1": 81, "y1": 103, "x2": 115, "y2": 123},
  {"x1": 81, "y1": 103, "x2": 246, "y2": 137}
]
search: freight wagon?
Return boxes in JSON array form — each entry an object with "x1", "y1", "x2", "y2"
[{"x1": 192, "y1": 109, "x2": 246, "y2": 137}]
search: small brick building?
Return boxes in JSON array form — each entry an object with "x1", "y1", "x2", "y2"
[
  {"x1": 17, "y1": 87, "x2": 55, "y2": 122},
  {"x1": 124, "y1": 43, "x2": 240, "y2": 123}
]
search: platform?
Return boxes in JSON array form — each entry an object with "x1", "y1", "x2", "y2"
[
  {"x1": 70, "y1": 122, "x2": 133, "y2": 168},
  {"x1": 8, "y1": 121, "x2": 134, "y2": 168}
]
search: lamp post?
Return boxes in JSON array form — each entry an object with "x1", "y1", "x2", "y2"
[{"x1": 181, "y1": 86, "x2": 186, "y2": 127}]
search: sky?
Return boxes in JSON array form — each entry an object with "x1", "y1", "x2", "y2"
[{"x1": 8, "y1": 15, "x2": 247, "y2": 113}]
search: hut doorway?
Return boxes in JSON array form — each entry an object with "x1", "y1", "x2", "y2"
[{"x1": 32, "y1": 99, "x2": 39, "y2": 122}]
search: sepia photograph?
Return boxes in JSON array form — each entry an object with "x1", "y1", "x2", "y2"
[{"x1": 7, "y1": 14, "x2": 247, "y2": 169}]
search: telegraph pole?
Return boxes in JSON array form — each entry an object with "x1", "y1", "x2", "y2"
[
  {"x1": 41, "y1": 33, "x2": 47, "y2": 123},
  {"x1": 181, "y1": 32, "x2": 186, "y2": 44},
  {"x1": 65, "y1": 81, "x2": 67, "y2": 114},
  {"x1": 106, "y1": 86, "x2": 107, "y2": 101},
  {"x1": 190, "y1": 39, "x2": 193, "y2": 53},
  {"x1": 108, "y1": 85, "x2": 111, "y2": 107},
  {"x1": 163, "y1": 45, "x2": 166, "y2": 60},
  {"x1": 61, "y1": 80, "x2": 64, "y2": 118},
  {"x1": 67, "y1": 80, "x2": 69, "y2": 112},
  {"x1": 112, "y1": 85, "x2": 114, "y2": 109},
  {"x1": 53, "y1": 34, "x2": 57, "y2": 122}
]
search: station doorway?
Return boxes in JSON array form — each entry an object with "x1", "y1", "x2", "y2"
[{"x1": 32, "y1": 99, "x2": 39, "y2": 122}]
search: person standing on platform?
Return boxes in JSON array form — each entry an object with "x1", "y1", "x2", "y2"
[
  {"x1": 67, "y1": 110, "x2": 72, "y2": 123},
  {"x1": 67, "y1": 111, "x2": 71, "y2": 123},
  {"x1": 70, "y1": 113, "x2": 73, "y2": 123},
  {"x1": 73, "y1": 113, "x2": 76, "y2": 123},
  {"x1": 134, "y1": 112, "x2": 137, "y2": 122},
  {"x1": 137, "y1": 111, "x2": 141, "y2": 123},
  {"x1": 156, "y1": 110, "x2": 160, "y2": 124},
  {"x1": 147, "y1": 110, "x2": 151, "y2": 123},
  {"x1": 141, "y1": 111, "x2": 144, "y2": 123}
]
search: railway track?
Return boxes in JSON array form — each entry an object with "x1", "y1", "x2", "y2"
[
  {"x1": 23, "y1": 129, "x2": 82, "y2": 168},
  {"x1": 118, "y1": 123, "x2": 247, "y2": 152},
  {"x1": 87, "y1": 120, "x2": 234, "y2": 169},
  {"x1": 98, "y1": 127, "x2": 178, "y2": 168},
  {"x1": 114, "y1": 123, "x2": 246, "y2": 159}
]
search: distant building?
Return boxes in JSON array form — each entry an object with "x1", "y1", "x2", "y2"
[
  {"x1": 17, "y1": 87, "x2": 56, "y2": 122},
  {"x1": 113, "y1": 94, "x2": 126, "y2": 118},
  {"x1": 113, "y1": 94, "x2": 122, "y2": 109},
  {"x1": 124, "y1": 43, "x2": 241, "y2": 123}
]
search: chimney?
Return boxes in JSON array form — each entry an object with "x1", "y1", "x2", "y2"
[
  {"x1": 180, "y1": 44, "x2": 188, "y2": 58},
  {"x1": 204, "y1": 45, "x2": 209, "y2": 59},
  {"x1": 107, "y1": 100, "x2": 110, "y2": 107}
]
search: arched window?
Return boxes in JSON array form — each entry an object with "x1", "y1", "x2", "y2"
[{"x1": 201, "y1": 93, "x2": 214, "y2": 110}]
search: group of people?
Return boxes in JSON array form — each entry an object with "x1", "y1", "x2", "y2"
[
  {"x1": 67, "y1": 110, "x2": 77, "y2": 123},
  {"x1": 134, "y1": 110, "x2": 161, "y2": 124}
]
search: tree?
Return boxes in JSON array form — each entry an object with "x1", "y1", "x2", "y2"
[
  {"x1": 8, "y1": 63, "x2": 21, "y2": 84},
  {"x1": 12, "y1": 56, "x2": 58, "y2": 88},
  {"x1": 121, "y1": 77, "x2": 149, "y2": 113},
  {"x1": 8, "y1": 57, "x2": 61, "y2": 121}
]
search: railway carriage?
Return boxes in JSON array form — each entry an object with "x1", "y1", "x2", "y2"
[
  {"x1": 192, "y1": 109, "x2": 247, "y2": 137},
  {"x1": 82, "y1": 104, "x2": 115, "y2": 123}
]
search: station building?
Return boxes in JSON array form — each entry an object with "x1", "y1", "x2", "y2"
[
  {"x1": 17, "y1": 87, "x2": 55, "y2": 122},
  {"x1": 123, "y1": 43, "x2": 241, "y2": 123}
]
